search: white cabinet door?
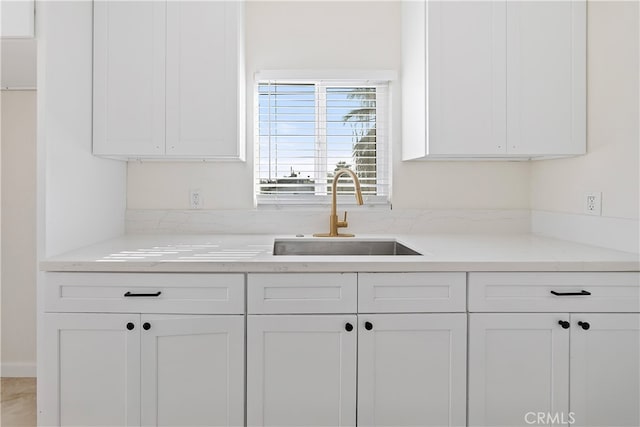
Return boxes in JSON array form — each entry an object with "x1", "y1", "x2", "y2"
[
  {"x1": 570, "y1": 314, "x2": 640, "y2": 427},
  {"x1": 402, "y1": 0, "x2": 506, "y2": 159},
  {"x1": 506, "y1": 0, "x2": 586, "y2": 156},
  {"x1": 358, "y1": 314, "x2": 467, "y2": 427},
  {"x1": 140, "y1": 315, "x2": 244, "y2": 427},
  {"x1": 428, "y1": 1, "x2": 507, "y2": 156},
  {"x1": 402, "y1": 0, "x2": 585, "y2": 159},
  {"x1": 247, "y1": 315, "x2": 357, "y2": 427},
  {"x1": 468, "y1": 314, "x2": 570, "y2": 426},
  {"x1": 165, "y1": 1, "x2": 242, "y2": 158},
  {"x1": 41, "y1": 313, "x2": 141, "y2": 427},
  {"x1": 93, "y1": 1, "x2": 166, "y2": 157}
]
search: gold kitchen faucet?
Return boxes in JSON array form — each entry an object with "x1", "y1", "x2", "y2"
[{"x1": 314, "y1": 168, "x2": 364, "y2": 237}]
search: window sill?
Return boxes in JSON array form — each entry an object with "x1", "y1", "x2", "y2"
[{"x1": 256, "y1": 202, "x2": 392, "y2": 212}]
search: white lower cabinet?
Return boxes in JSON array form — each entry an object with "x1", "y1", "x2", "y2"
[
  {"x1": 42, "y1": 313, "x2": 244, "y2": 427},
  {"x1": 141, "y1": 315, "x2": 245, "y2": 427},
  {"x1": 247, "y1": 315, "x2": 358, "y2": 427},
  {"x1": 570, "y1": 314, "x2": 640, "y2": 427},
  {"x1": 357, "y1": 314, "x2": 467, "y2": 427},
  {"x1": 246, "y1": 272, "x2": 468, "y2": 427},
  {"x1": 247, "y1": 313, "x2": 467, "y2": 427},
  {"x1": 43, "y1": 313, "x2": 141, "y2": 427},
  {"x1": 469, "y1": 313, "x2": 640, "y2": 427},
  {"x1": 468, "y1": 314, "x2": 570, "y2": 427},
  {"x1": 41, "y1": 271, "x2": 639, "y2": 427}
]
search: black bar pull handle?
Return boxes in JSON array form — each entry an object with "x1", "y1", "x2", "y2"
[
  {"x1": 124, "y1": 291, "x2": 162, "y2": 297},
  {"x1": 550, "y1": 290, "x2": 591, "y2": 296}
]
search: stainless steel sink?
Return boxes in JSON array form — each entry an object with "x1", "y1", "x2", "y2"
[{"x1": 273, "y1": 239, "x2": 422, "y2": 256}]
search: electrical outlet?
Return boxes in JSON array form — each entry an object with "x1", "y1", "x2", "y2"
[
  {"x1": 190, "y1": 189, "x2": 202, "y2": 209},
  {"x1": 584, "y1": 192, "x2": 602, "y2": 216}
]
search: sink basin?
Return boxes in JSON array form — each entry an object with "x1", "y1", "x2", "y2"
[{"x1": 273, "y1": 239, "x2": 422, "y2": 256}]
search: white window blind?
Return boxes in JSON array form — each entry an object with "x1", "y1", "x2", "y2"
[{"x1": 256, "y1": 79, "x2": 390, "y2": 205}]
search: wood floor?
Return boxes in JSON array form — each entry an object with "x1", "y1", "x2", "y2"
[{"x1": 1, "y1": 378, "x2": 36, "y2": 427}]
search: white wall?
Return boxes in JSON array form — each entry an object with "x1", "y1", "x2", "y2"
[
  {"x1": 38, "y1": 1, "x2": 126, "y2": 257},
  {"x1": 1, "y1": 39, "x2": 37, "y2": 89},
  {"x1": 1, "y1": 91, "x2": 37, "y2": 376},
  {"x1": 31, "y1": 0, "x2": 128, "y2": 383},
  {"x1": 0, "y1": 90, "x2": 2, "y2": 379},
  {"x1": 531, "y1": 1, "x2": 639, "y2": 220},
  {"x1": 127, "y1": 1, "x2": 531, "y2": 211}
]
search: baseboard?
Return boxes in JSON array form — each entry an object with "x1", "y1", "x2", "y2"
[
  {"x1": 532, "y1": 210, "x2": 640, "y2": 254},
  {"x1": 1, "y1": 362, "x2": 36, "y2": 377}
]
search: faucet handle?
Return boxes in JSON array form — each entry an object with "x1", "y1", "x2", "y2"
[{"x1": 337, "y1": 211, "x2": 348, "y2": 228}]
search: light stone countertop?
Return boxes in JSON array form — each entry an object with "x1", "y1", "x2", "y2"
[{"x1": 40, "y1": 234, "x2": 640, "y2": 272}]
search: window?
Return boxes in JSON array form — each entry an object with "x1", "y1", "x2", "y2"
[{"x1": 255, "y1": 78, "x2": 390, "y2": 205}]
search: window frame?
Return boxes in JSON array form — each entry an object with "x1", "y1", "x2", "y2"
[{"x1": 254, "y1": 71, "x2": 395, "y2": 207}]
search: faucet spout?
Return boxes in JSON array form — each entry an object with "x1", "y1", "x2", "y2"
[{"x1": 314, "y1": 168, "x2": 364, "y2": 237}]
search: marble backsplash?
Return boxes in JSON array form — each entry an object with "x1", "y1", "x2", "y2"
[
  {"x1": 126, "y1": 208, "x2": 531, "y2": 235},
  {"x1": 532, "y1": 210, "x2": 640, "y2": 254}
]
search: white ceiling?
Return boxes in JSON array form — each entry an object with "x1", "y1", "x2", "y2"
[{"x1": 1, "y1": 38, "x2": 36, "y2": 89}]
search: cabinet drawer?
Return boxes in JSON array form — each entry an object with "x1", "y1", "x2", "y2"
[
  {"x1": 358, "y1": 273, "x2": 466, "y2": 313},
  {"x1": 45, "y1": 273, "x2": 244, "y2": 314},
  {"x1": 248, "y1": 273, "x2": 357, "y2": 314},
  {"x1": 469, "y1": 272, "x2": 640, "y2": 312}
]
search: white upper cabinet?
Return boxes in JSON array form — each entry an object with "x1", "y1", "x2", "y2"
[
  {"x1": 402, "y1": 1, "x2": 586, "y2": 160},
  {"x1": 165, "y1": 2, "x2": 242, "y2": 158},
  {"x1": 424, "y1": 1, "x2": 507, "y2": 157},
  {"x1": 93, "y1": 1, "x2": 244, "y2": 160},
  {"x1": 506, "y1": 1, "x2": 586, "y2": 156},
  {"x1": 93, "y1": 1, "x2": 166, "y2": 157}
]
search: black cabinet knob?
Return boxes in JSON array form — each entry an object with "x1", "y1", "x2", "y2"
[
  {"x1": 143, "y1": 322, "x2": 151, "y2": 331},
  {"x1": 364, "y1": 321, "x2": 373, "y2": 331},
  {"x1": 126, "y1": 322, "x2": 135, "y2": 330},
  {"x1": 345, "y1": 323, "x2": 353, "y2": 332},
  {"x1": 558, "y1": 320, "x2": 570, "y2": 329},
  {"x1": 578, "y1": 321, "x2": 590, "y2": 330}
]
